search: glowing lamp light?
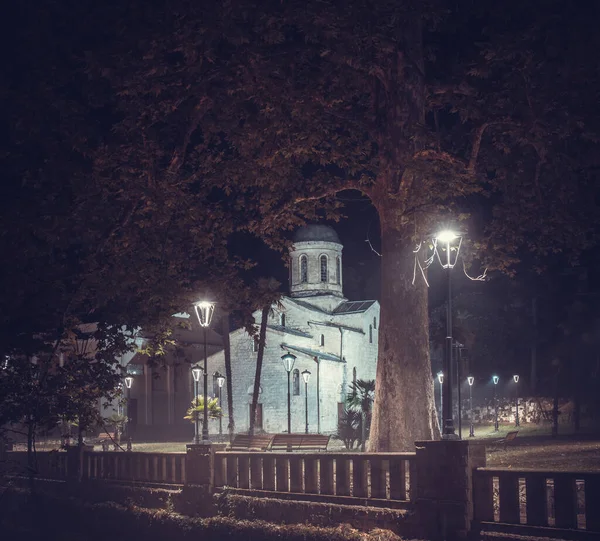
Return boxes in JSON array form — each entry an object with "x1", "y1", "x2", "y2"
[
  {"x1": 513, "y1": 374, "x2": 519, "y2": 383},
  {"x1": 191, "y1": 367, "x2": 203, "y2": 382},
  {"x1": 193, "y1": 300, "x2": 216, "y2": 328},
  {"x1": 467, "y1": 376, "x2": 474, "y2": 386},
  {"x1": 216, "y1": 372, "x2": 225, "y2": 388},
  {"x1": 124, "y1": 376, "x2": 133, "y2": 389},
  {"x1": 281, "y1": 352, "x2": 296, "y2": 373},
  {"x1": 434, "y1": 229, "x2": 463, "y2": 269},
  {"x1": 492, "y1": 375, "x2": 499, "y2": 385},
  {"x1": 437, "y1": 371, "x2": 444, "y2": 384},
  {"x1": 302, "y1": 369, "x2": 311, "y2": 384}
]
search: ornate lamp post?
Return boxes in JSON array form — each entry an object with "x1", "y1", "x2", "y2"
[
  {"x1": 434, "y1": 229, "x2": 463, "y2": 439},
  {"x1": 492, "y1": 375, "x2": 499, "y2": 431},
  {"x1": 124, "y1": 376, "x2": 133, "y2": 444},
  {"x1": 513, "y1": 374, "x2": 520, "y2": 427},
  {"x1": 216, "y1": 371, "x2": 226, "y2": 438},
  {"x1": 191, "y1": 367, "x2": 203, "y2": 444},
  {"x1": 437, "y1": 371, "x2": 444, "y2": 430},
  {"x1": 281, "y1": 352, "x2": 296, "y2": 434},
  {"x1": 193, "y1": 300, "x2": 216, "y2": 442},
  {"x1": 302, "y1": 369, "x2": 311, "y2": 434},
  {"x1": 467, "y1": 376, "x2": 475, "y2": 437}
]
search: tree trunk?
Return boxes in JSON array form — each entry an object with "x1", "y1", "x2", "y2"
[
  {"x1": 222, "y1": 312, "x2": 235, "y2": 443},
  {"x1": 369, "y1": 219, "x2": 439, "y2": 451},
  {"x1": 249, "y1": 306, "x2": 269, "y2": 435}
]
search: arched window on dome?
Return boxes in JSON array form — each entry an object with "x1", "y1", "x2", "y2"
[
  {"x1": 336, "y1": 257, "x2": 341, "y2": 285},
  {"x1": 369, "y1": 324, "x2": 373, "y2": 343},
  {"x1": 373, "y1": 317, "x2": 377, "y2": 329},
  {"x1": 320, "y1": 255, "x2": 328, "y2": 282},
  {"x1": 281, "y1": 313, "x2": 286, "y2": 327},
  {"x1": 320, "y1": 334, "x2": 325, "y2": 347},
  {"x1": 293, "y1": 369, "x2": 300, "y2": 395},
  {"x1": 300, "y1": 255, "x2": 308, "y2": 283}
]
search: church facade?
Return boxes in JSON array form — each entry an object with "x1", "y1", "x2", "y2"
[{"x1": 207, "y1": 225, "x2": 380, "y2": 435}]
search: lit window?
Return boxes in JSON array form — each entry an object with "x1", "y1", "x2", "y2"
[
  {"x1": 293, "y1": 369, "x2": 300, "y2": 395},
  {"x1": 320, "y1": 334, "x2": 325, "y2": 347},
  {"x1": 369, "y1": 325, "x2": 373, "y2": 343},
  {"x1": 300, "y1": 255, "x2": 308, "y2": 283},
  {"x1": 336, "y1": 257, "x2": 341, "y2": 284},
  {"x1": 320, "y1": 255, "x2": 328, "y2": 282}
]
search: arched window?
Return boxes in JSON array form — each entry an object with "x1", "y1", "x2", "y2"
[
  {"x1": 300, "y1": 255, "x2": 308, "y2": 283},
  {"x1": 373, "y1": 317, "x2": 377, "y2": 330},
  {"x1": 253, "y1": 336, "x2": 259, "y2": 352},
  {"x1": 320, "y1": 255, "x2": 328, "y2": 282},
  {"x1": 281, "y1": 313, "x2": 286, "y2": 327},
  {"x1": 293, "y1": 369, "x2": 300, "y2": 395},
  {"x1": 352, "y1": 367, "x2": 357, "y2": 396},
  {"x1": 369, "y1": 324, "x2": 373, "y2": 343},
  {"x1": 320, "y1": 334, "x2": 325, "y2": 347},
  {"x1": 336, "y1": 257, "x2": 341, "y2": 284}
]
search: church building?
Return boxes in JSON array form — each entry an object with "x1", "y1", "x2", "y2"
[{"x1": 207, "y1": 224, "x2": 380, "y2": 435}]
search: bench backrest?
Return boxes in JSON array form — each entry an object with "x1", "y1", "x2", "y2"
[
  {"x1": 505, "y1": 431, "x2": 518, "y2": 441},
  {"x1": 229, "y1": 434, "x2": 274, "y2": 450},
  {"x1": 270, "y1": 434, "x2": 330, "y2": 451}
]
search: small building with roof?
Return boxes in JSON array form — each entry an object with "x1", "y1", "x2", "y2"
[{"x1": 207, "y1": 224, "x2": 380, "y2": 435}]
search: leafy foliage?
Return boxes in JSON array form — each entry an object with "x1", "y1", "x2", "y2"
[{"x1": 184, "y1": 396, "x2": 223, "y2": 423}]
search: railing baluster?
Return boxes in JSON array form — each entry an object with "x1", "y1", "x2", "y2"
[
  {"x1": 335, "y1": 456, "x2": 350, "y2": 497},
  {"x1": 275, "y1": 456, "x2": 289, "y2": 492},
  {"x1": 499, "y1": 473, "x2": 520, "y2": 524},
  {"x1": 226, "y1": 455, "x2": 238, "y2": 487},
  {"x1": 352, "y1": 457, "x2": 367, "y2": 498},
  {"x1": 263, "y1": 455, "x2": 275, "y2": 491},
  {"x1": 289, "y1": 456, "x2": 302, "y2": 493},
  {"x1": 370, "y1": 457, "x2": 386, "y2": 499},
  {"x1": 473, "y1": 471, "x2": 494, "y2": 523},
  {"x1": 554, "y1": 474, "x2": 577, "y2": 529},
  {"x1": 238, "y1": 455, "x2": 250, "y2": 489},
  {"x1": 585, "y1": 475, "x2": 600, "y2": 532},
  {"x1": 319, "y1": 456, "x2": 334, "y2": 495},
  {"x1": 214, "y1": 453, "x2": 225, "y2": 488},
  {"x1": 525, "y1": 474, "x2": 547, "y2": 527},
  {"x1": 305, "y1": 456, "x2": 318, "y2": 494},
  {"x1": 389, "y1": 457, "x2": 406, "y2": 500},
  {"x1": 250, "y1": 455, "x2": 263, "y2": 490}
]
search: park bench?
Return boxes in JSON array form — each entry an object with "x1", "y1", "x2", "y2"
[
  {"x1": 227, "y1": 434, "x2": 274, "y2": 451},
  {"x1": 492, "y1": 430, "x2": 519, "y2": 450},
  {"x1": 270, "y1": 434, "x2": 330, "y2": 452}
]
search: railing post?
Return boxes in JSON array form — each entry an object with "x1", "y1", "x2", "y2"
[
  {"x1": 415, "y1": 440, "x2": 486, "y2": 540},
  {"x1": 185, "y1": 443, "x2": 215, "y2": 491}
]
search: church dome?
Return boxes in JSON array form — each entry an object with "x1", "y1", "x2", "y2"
[{"x1": 293, "y1": 225, "x2": 341, "y2": 244}]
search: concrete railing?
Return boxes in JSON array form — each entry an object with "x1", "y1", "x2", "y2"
[
  {"x1": 213, "y1": 451, "x2": 417, "y2": 505},
  {"x1": 473, "y1": 467, "x2": 600, "y2": 534}
]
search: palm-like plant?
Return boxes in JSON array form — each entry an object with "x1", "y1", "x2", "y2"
[
  {"x1": 346, "y1": 379, "x2": 375, "y2": 451},
  {"x1": 332, "y1": 408, "x2": 362, "y2": 450},
  {"x1": 184, "y1": 396, "x2": 222, "y2": 423}
]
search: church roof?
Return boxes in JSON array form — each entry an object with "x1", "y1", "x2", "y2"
[
  {"x1": 332, "y1": 300, "x2": 377, "y2": 314},
  {"x1": 293, "y1": 224, "x2": 341, "y2": 244},
  {"x1": 268, "y1": 324, "x2": 313, "y2": 338},
  {"x1": 281, "y1": 343, "x2": 344, "y2": 363}
]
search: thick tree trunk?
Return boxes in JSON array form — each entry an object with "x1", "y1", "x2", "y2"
[
  {"x1": 222, "y1": 313, "x2": 235, "y2": 442},
  {"x1": 369, "y1": 219, "x2": 439, "y2": 451},
  {"x1": 249, "y1": 306, "x2": 269, "y2": 435}
]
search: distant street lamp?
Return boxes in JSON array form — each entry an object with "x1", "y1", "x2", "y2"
[
  {"x1": 467, "y1": 376, "x2": 475, "y2": 437},
  {"x1": 434, "y1": 229, "x2": 463, "y2": 439},
  {"x1": 216, "y1": 372, "x2": 225, "y2": 438},
  {"x1": 492, "y1": 375, "x2": 499, "y2": 431},
  {"x1": 193, "y1": 300, "x2": 216, "y2": 442},
  {"x1": 513, "y1": 374, "x2": 520, "y2": 427},
  {"x1": 302, "y1": 369, "x2": 311, "y2": 434},
  {"x1": 191, "y1": 367, "x2": 203, "y2": 444},
  {"x1": 124, "y1": 376, "x2": 133, "y2": 446},
  {"x1": 437, "y1": 371, "x2": 444, "y2": 431},
  {"x1": 281, "y1": 352, "x2": 297, "y2": 434}
]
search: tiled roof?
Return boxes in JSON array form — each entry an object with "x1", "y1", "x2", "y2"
[
  {"x1": 280, "y1": 343, "x2": 344, "y2": 363},
  {"x1": 268, "y1": 325, "x2": 313, "y2": 338}
]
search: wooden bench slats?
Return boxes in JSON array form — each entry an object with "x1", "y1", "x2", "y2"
[
  {"x1": 270, "y1": 434, "x2": 330, "y2": 451},
  {"x1": 228, "y1": 434, "x2": 274, "y2": 451}
]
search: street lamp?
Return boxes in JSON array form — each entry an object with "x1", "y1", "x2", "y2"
[
  {"x1": 193, "y1": 300, "x2": 216, "y2": 442},
  {"x1": 216, "y1": 371, "x2": 225, "y2": 438},
  {"x1": 281, "y1": 352, "x2": 296, "y2": 434},
  {"x1": 124, "y1": 376, "x2": 133, "y2": 446},
  {"x1": 302, "y1": 369, "x2": 311, "y2": 434},
  {"x1": 513, "y1": 374, "x2": 520, "y2": 427},
  {"x1": 191, "y1": 367, "x2": 203, "y2": 444},
  {"x1": 434, "y1": 229, "x2": 462, "y2": 439},
  {"x1": 492, "y1": 375, "x2": 499, "y2": 431},
  {"x1": 437, "y1": 371, "x2": 444, "y2": 431},
  {"x1": 467, "y1": 376, "x2": 475, "y2": 437}
]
